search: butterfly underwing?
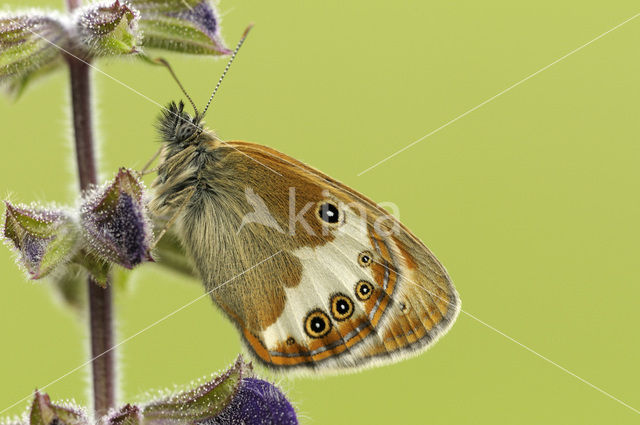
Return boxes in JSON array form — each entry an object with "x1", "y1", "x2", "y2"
[{"x1": 149, "y1": 100, "x2": 460, "y2": 373}]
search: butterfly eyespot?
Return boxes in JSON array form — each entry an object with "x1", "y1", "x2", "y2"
[
  {"x1": 330, "y1": 293, "x2": 354, "y2": 321},
  {"x1": 286, "y1": 337, "x2": 296, "y2": 346},
  {"x1": 358, "y1": 251, "x2": 374, "y2": 267},
  {"x1": 355, "y1": 280, "x2": 374, "y2": 301},
  {"x1": 316, "y1": 200, "x2": 342, "y2": 225},
  {"x1": 304, "y1": 309, "x2": 332, "y2": 339}
]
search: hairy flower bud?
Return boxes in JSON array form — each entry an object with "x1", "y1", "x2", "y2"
[
  {"x1": 142, "y1": 357, "x2": 297, "y2": 425},
  {"x1": 143, "y1": 357, "x2": 248, "y2": 424},
  {"x1": 105, "y1": 404, "x2": 142, "y2": 425},
  {"x1": 80, "y1": 168, "x2": 153, "y2": 270},
  {"x1": 131, "y1": 0, "x2": 230, "y2": 55},
  {"x1": 0, "y1": 12, "x2": 68, "y2": 95},
  {"x1": 3, "y1": 202, "x2": 79, "y2": 279},
  {"x1": 29, "y1": 391, "x2": 88, "y2": 425},
  {"x1": 76, "y1": 1, "x2": 141, "y2": 56}
]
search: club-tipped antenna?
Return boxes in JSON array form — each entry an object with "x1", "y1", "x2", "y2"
[
  {"x1": 201, "y1": 24, "x2": 254, "y2": 118},
  {"x1": 155, "y1": 57, "x2": 199, "y2": 117}
]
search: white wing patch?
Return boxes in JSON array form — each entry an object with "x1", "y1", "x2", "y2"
[{"x1": 260, "y1": 206, "x2": 394, "y2": 368}]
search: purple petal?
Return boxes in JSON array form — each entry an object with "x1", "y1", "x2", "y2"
[
  {"x1": 209, "y1": 378, "x2": 298, "y2": 425},
  {"x1": 169, "y1": 1, "x2": 218, "y2": 41},
  {"x1": 104, "y1": 192, "x2": 148, "y2": 267}
]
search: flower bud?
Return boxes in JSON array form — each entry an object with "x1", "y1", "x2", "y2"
[
  {"x1": 3, "y1": 202, "x2": 79, "y2": 279},
  {"x1": 105, "y1": 404, "x2": 142, "y2": 425},
  {"x1": 29, "y1": 391, "x2": 88, "y2": 425},
  {"x1": 75, "y1": 1, "x2": 141, "y2": 56},
  {"x1": 0, "y1": 13, "x2": 68, "y2": 96},
  {"x1": 142, "y1": 356, "x2": 297, "y2": 425},
  {"x1": 80, "y1": 168, "x2": 153, "y2": 270},
  {"x1": 142, "y1": 357, "x2": 248, "y2": 424},
  {"x1": 131, "y1": 0, "x2": 231, "y2": 55}
]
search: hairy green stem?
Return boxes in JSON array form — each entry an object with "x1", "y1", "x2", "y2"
[{"x1": 66, "y1": 0, "x2": 116, "y2": 414}]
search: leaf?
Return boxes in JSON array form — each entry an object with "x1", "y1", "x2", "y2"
[
  {"x1": 3, "y1": 202, "x2": 80, "y2": 279},
  {"x1": 0, "y1": 12, "x2": 68, "y2": 96},
  {"x1": 131, "y1": 0, "x2": 231, "y2": 55},
  {"x1": 76, "y1": 0, "x2": 141, "y2": 56}
]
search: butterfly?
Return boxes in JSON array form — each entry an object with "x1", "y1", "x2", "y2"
[{"x1": 149, "y1": 27, "x2": 460, "y2": 373}]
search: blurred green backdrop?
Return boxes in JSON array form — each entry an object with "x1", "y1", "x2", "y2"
[{"x1": 1, "y1": 0, "x2": 640, "y2": 423}]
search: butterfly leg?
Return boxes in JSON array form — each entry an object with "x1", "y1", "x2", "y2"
[
  {"x1": 140, "y1": 146, "x2": 163, "y2": 176},
  {"x1": 150, "y1": 186, "x2": 196, "y2": 251}
]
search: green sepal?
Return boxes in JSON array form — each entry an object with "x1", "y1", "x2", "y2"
[
  {"x1": 3, "y1": 202, "x2": 80, "y2": 279},
  {"x1": 29, "y1": 391, "x2": 88, "y2": 425},
  {"x1": 131, "y1": 0, "x2": 231, "y2": 55},
  {"x1": 0, "y1": 13, "x2": 68, "y2": 97},
  {"x1": 76, "y1": 0, "x2": 141, "y2": 56},
  {"x1": 142, "y1": 356, "x2": 249, "y2": 424},
  {"x1": 106, "y1": 404, "x2": 142, "y2": 425},
  {"x1": 72, "y1": 250, "x2": 111, "y2": 288}
]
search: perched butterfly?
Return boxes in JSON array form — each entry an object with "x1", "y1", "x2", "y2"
[{"x1": 149, "y1": 27, "x2": 460, "y2": 373}]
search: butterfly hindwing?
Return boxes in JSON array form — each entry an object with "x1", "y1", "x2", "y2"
[
  {"x1": 209, "y1": 142, "x2": 458, "y2": 371},
  {"x1": 153, "y1": 130, "x2": 460, "y2": 372}
]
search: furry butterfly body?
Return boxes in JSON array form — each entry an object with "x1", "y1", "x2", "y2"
[{"x1": 151, "y1": 101, "x2": 460, "y2": 372}]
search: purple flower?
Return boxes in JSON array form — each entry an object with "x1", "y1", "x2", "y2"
[
  {"x1": 80, "y1": 168, "x2": 153, "y2": 270},
  {"x1": 208, "y1": 378, "x2": 298, "y2": 425}
]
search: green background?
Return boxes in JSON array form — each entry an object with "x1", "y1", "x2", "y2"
[{"x1": 1, "y1": 0, "x2": 639, "y2": 423}]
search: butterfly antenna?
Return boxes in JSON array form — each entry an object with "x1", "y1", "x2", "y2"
[
  {"x1": 201, "y1": 24, "x2": 254, "y2": 118},
  {"x1": 155, "y1": 57, "x2": 199, "y2": 117}
]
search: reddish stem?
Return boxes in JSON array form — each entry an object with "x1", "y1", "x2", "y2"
[
  {"x1": 66, "y1": 1, "x2": 116, "y2": 415},
  {"x1": 66, "y1": 0, "x2": 82, "y2": 11}
]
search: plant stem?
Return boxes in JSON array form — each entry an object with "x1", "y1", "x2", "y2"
[
  {"x1": 66, "y1": 0, "x2": 82, "y2": 11},
  {"x1": 66, "y1": 5, "x2": 116, "y2": 414}
]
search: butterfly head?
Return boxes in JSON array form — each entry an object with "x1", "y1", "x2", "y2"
[{"x1": 157, "y1": 100, "x2": 205, "y2": 147}]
